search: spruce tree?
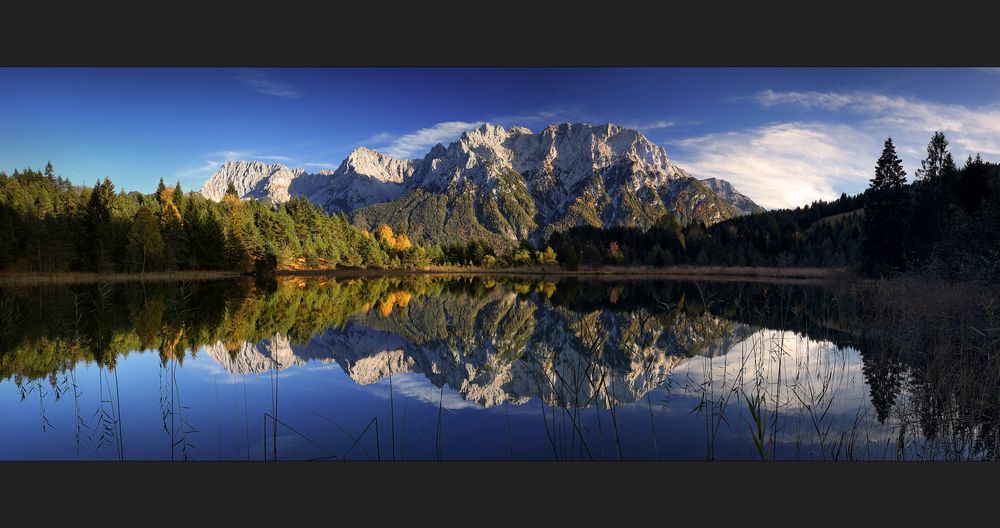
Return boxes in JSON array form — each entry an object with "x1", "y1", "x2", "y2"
[
  {"x1": 910, "y1": 133, "x2": 953, "y2": 264},
  {"x1": 155, "y1": 178, "x2": 167, "y2": 203},
  {"x1": 84, "y1": 178, "x2": 117, "y2": 271},
  {"x1": 863, "y1": 137, "x2": 909, "y2": 274},
  {"x1": 173, "y1": 180, "x2": 185, "y2": 210}
]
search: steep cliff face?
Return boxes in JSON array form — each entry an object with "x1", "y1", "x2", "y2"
[
  {"x1": 199, "y1": 161, "x2": 309, "y2": 203},
  {"x1": 700, "y1": 177, "x2": 765, "y2": 215},
  {"x1": 202, "y1": 284, "x2": 756, "y2": 408},
  {"x1": 199, "y1": 123, "x2": 761, "y2": 247}
]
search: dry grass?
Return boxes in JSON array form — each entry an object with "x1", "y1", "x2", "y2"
[{"x1": 277, "y1": 265, "x2": 852, "y2": 283}]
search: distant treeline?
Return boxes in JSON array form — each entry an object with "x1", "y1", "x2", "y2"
[
  {"x1": 4, "y1": 131, "x2": 997, "y2": 278},
  {"x1": 544, "y1": 133, "x2": 1000, "y2": 279},
  {"x1": 0, "y1": 167, "x2": 554, "y2": 273}
]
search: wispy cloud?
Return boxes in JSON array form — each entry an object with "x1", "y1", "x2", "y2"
[
  {"x1": 972, "y1": 67, "x2": 1000, "y2": 76},
  {"x1": 622, "y1": 119, "x2": 676, "y2": 131},
  {"x1": 753, "y1": 89, "x2": 1000, "y2": 158},
  {"x1": 301, "y1": 161, "x2": 336, "y2": 169},
  {"x1": 368, "y1": 108, "x2": 589, "y2": 159},
  {"x1": 382, "y1": 120, "x2": 486, "y2": 158},
  {"x1": 670, "y1": 88, "x2": 1000, "y2": 209},
  {"x1": 206, "y1": 150, "x2": 294, "y2": 162},
  {"x1": 670, "y1": 122, "x2": 875, "y2": 210},
  {"x1": 176, "y1": 150, "x2": 296, "y2": 189},
  {"x1": 173, "y1": 159, "x2": 223, "y2": 185},
  {"x1": 234, "y1": 69, "x2": 302, "y2": 98},
  {"x1": 359, "y1": 131, "x2": 393, "y2": 148}
]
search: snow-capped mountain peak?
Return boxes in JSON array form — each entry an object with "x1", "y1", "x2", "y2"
[
  {"x1": 199, "y1": 160, "x2": 306, "y2": 203},
  {"x1": 198, "y1": 122, "x2": 763, "y2": 244}
]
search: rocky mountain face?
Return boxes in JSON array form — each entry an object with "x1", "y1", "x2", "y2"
[
  {"x1": 200, "y1": 283, "x2": 757, "y2": 408},
  {"x1": 308, "y1": 146, "x2": 419, "y2": 213},
  {"x1": 700, "y1": 177, "x2": 766, "y2": 215},
  {"x1": 199, "y1": 123, "x2": 762, "y2": 246},
  {"x1": 200, "y1": 160, "x2": 309, "y2": 203}
]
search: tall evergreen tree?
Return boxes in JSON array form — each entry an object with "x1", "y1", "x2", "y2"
[
  {"x1": 44, "y1": 161, "x2": 54, "y2": 179},
  {"x1": 863, "y1": 137, "x2": 909, "y2": 274},
  {"x1": 910, "y1": 133, "x2": 954, "y2": 264},
  {"x1": 915, "y1": 132, "x2": 949, "y2": 182},
  {"x1": 173, "y1": 180, "x2": 185, "y2": 211},
  {"x1": 84, "y1": 178, "x2": 117, "y2": 271},
  {"x1": 154, "y1": 178, "x2": 167, "y2": 203}
]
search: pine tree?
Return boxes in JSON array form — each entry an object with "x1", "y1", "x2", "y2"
[
  {"x1": 915, "y1": 132, "x2": 949, "y2": 182},
  {"x1": 173, "y1": 180, "x2": 185, "y2": 211},
  {"x1": 863, "y1": 137, "x2": 909, "y2": 274},
  {"x1": 155, "y1": 178, "x2": 167, "y2": 203},
  {"x1": 44, "y1": 161, "x2": 54, "y2": 179},
  {"x1": 910, "y1": 133, "x2": 954, "y2": 264},
  {"x1": 84, "y1": 178, "x2": 117, "y2": 271}
]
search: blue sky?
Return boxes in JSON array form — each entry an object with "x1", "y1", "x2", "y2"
[{"x1": 3, "y1": 67, "x2": 1000, "y2": 209}]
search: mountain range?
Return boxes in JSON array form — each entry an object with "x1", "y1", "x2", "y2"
[
  {"x1": 201, "y1": 283, "x2": 756, "y2": 407},
  {"x1": 200, "y1": 123, "x2": 762, "y2": 246}
]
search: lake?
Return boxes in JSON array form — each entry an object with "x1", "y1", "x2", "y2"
[{"x1": 0, "y1": 274, "x2": 995, "y2": 460}]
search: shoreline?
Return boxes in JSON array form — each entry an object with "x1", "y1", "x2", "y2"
[
  {"x1": 0, "y1": 266, "x2": 852, "y2": 285},
  {"x1": 274, "y1": 265, "x2": 853, "y2": 282}
]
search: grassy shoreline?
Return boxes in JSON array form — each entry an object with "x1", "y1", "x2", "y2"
[
  {"x1": 0, "y1": 265, "x2": 852, "y2": 285},
  {"x1": 276, "y1": 265, "x2": 853, "y2": 282}
]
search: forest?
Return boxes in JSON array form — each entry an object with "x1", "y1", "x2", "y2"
[
  {"x1": 546, "y1": 133, "x2": 1000, "y2": 280},
  {"x1": 0, "y1": 167, "x2": 556, "y2": 273},
  {"x1": 2, "y1": 132, "x2": 997, "y2": 279}
]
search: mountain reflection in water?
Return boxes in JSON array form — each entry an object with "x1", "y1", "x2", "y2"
[{"x1": 0, "y1": 275, "x2": 996, "y2": 460}]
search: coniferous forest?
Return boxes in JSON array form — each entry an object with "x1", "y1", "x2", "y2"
[
  {"x1": 2, "y1": 132, "x2": 998, "y2": 279},
  {"x1": 546, "y1": 133, "x2": 1000, "y2": 280}
]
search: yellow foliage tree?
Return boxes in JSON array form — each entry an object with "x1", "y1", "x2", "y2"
[
  {"x1": 542, "y1": 246, "x2": 558, "y2": 265},
  {"x1": 608, "y1": 241, "x2": 623, "y2": 263},
  {"x1": 394, "y1": 234, "x2": 412, "y2": 251},
  {"x1": 159, "y1": 187, "x2": 183, "y2": 226},
  {"x1": 376, "y1": 224, "x2": 396, "y2": 248}
]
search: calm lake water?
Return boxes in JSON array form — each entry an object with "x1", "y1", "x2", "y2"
[{"x1": 0, "y1": 275, "x2": 990, "y2": 460}]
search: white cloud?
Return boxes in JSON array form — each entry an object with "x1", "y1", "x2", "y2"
[
  {"x1": 972, "y1": 67, "x2": 1000, "y2": 77},
  {"x1": 754, "y1": 89, "x2": 1000, "y2": 159},
  {"x1": 382, "y1": 120, "x2": 486, "y2": 158},
  {"x1": 623, "y1": 119, "x2": 676, "y2": 131},
  {"x1": 360, "y1": 131, "x2": 393, "y2": 147},
  {"x1": 365, "y1": 373, "x2": 481, "y2": 411},
  {"x1": 670, "y1": 122, "x2": 875, "y2": 210},
  {"x1": 301, "y1": 162, "x2": 336, "y2": 169},
  {"x1": 669, "y1": 89, "x2": 1000, "y2": 209},
  {"x1": 207, "y1": 150, "x2": 249, "y2": 159},
  {"x1": 206, "y1": 150, "x2": 293, "y2": 162},
  {"x1": 174, "y1": 159, "x2": 222, "y2": 185},
  {"x1": 234, "y1": 69, "x2": 301, "y2": 98}
]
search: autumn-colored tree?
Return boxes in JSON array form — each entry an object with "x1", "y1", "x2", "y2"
[
  {"x1": 159, "y1": 187, "x2": 188, "y2": 270},
  {"x1": 394, "y1": 233, "x2": 412, "y2": 251},
  {"x1": 376, "y1": 224, "x2": 397, "y2": 248},
  {"x1": 542, "y1": 246, "x2": 558, "y2": 265},
  {"x1": 608, "y1": 241, "x2": 624, "y2": 263}
]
